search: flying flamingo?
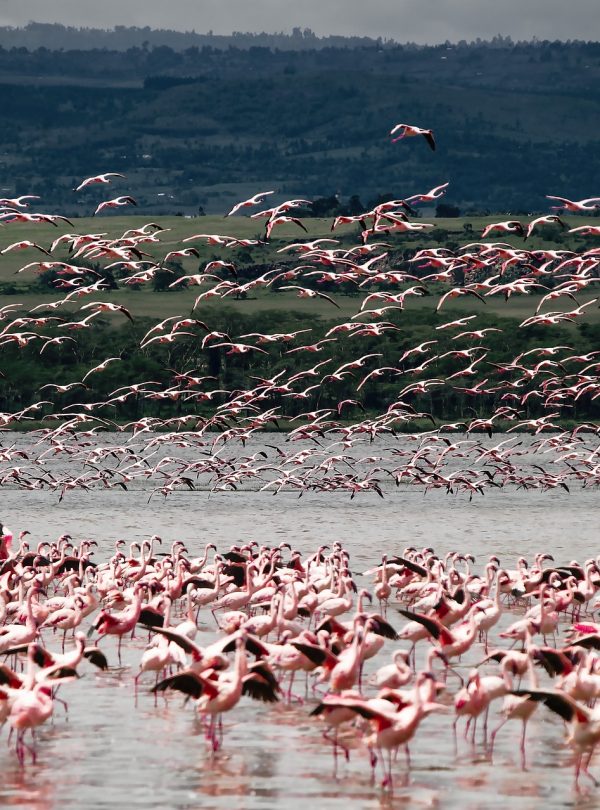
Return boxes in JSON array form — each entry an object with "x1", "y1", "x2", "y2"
[
  {"x1": 74, "y1": 173, "x2": 125, "y2": 191},
  {"x1": 94, "y1": 196, "x2": 137, "y2": 215},
  {"x1": 546, "y1": 195, "x2": 600, "y2": 213},
  {"x1": 406, "y1": 183, "x2": 449, "y2": 204},
  {"x1": 226, "y1": 190, "x2": 275, "y2": 217},
  {"x1": 389, "y1": 124, "x2": 436, "y2": 151},
  {"x1": 280, "y1": 285, "x2": 341, "y2": 308}
]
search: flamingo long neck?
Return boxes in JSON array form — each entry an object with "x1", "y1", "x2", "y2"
[
  {"x1": 562, "y1": 578, "x2": 574, "y2": 605},
  {"x1": 381, "y1": 557, "x2": 388, "y2": 587},
  {"x1": 127, "y1": 588, "x2": 144, "y2": 621},
  {"x1": 199, "y1": 544, "x2": 212, "y2": 570},
  {"x1": 425, "y1": 647, "x2": 439, "y2": 672},
  {"x1": 169, "y1": 562, "x2": 184, "y2": 599},
  {"x1": 257, "y1": 555, "x2": 276, "y2": 587},
  {"x1": 245, "y1": 565, "x2": 257, "y2": 597},
  {"x1": 276, "y1": 590, "x2": 286, "y2": 635},
  {"x1": 186, "y1": 592, "x2": 194, "y2": 623},
  {"x1": 462, "y1": 610, "x2": 479, "y2": 643},
  {"x1": 585, "y1": 563, "x2": 595, "y2": 590},
  {"x1": 538, "y1": 584, "x2": 549, "y2": 621},
  {"x1": 350, "y1": 628, "x2": 365, "y2": 671},
  {"x1": 492, "y1": 573, "x2": 501, "y2": 606},
  {"x1": 393, "y1": 650, "x2": 408, "y2": 671},
  {"x1": 356, "y1": 588, "x2": 370, "y2": 614},
  {"x1": 131, "y1": 544, "x2": 149, "y2": 582},
  {"x1": 234, "y1": 640, "x2": 248, "y2": 687},
  {"x1": 24, "y1": 645, "x2": 38, "y2": 690},
  {"x1": 286, "y1": 581, "x2": 299, "y2": 617},
  {"x1": 212, "y1": 561, "x2": 221, "y2": 595},
  {"x1": 500, "y1": 657, "x2": 515, "y2": 690},
  {"x1": 65, "y1": 635, "x2": 86, "y2": 669},
  {"x1": 51, "y1": 548, "x2": 68, "y2": 576},
  {"x1": 163, "y1": 598, "x2": 172, "y2": 629},
  {"x1": 25, "y1": 588, "x2": 38, "y2": 631}
]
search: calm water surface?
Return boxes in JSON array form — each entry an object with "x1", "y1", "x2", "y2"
[{"x1": 0, "y1": 433, "x2": 598, "y2": 809}]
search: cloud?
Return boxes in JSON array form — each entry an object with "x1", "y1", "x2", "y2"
[{"x1": 1, "y1": 0, "x2": 598, "y2": 43}]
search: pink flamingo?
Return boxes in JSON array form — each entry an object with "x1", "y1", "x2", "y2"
[{"x1": 89, "y1": 584, "x2": 144, "y2": 663}]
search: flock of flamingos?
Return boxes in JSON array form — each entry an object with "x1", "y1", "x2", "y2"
[
  {"x1": 2, "y1": 530, "x2": 600, "y2": 792},
  {"x1": 0, "y1": 119, "x2": 599, "y2": 795},
  {"x1": 0, "y1": 123, "x2": 597, "y2": 500}
]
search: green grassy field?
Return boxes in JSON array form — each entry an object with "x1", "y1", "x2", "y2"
[{"x1": 0, "y1": 214, "x2": 597, "y2": 325}]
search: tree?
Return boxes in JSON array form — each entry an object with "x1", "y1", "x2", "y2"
[
  {"x1": 346, "y1": 194, "x2": 365, "y2": 215},
  {"x1": 311, "y1": 195, "x2": 341, "y2": 218},
  {"x1": 153, "y1": 262, "x2": 185, "y2": 291},
  {"x1": 436, "y1": 203, "x2": 461, "y2": 218}
]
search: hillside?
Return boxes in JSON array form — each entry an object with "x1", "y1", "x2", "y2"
[{"x1": 0, "y1": 35, "x2": 598, "y2": 214}]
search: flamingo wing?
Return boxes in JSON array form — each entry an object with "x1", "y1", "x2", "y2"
[
  {"x1": 388, "y1": 556, "x2": 428, "y2": 577},
  {"x1": 397, "y1": 608, "x2": 444, "y2": 641},
  {"x1": 511, "y1": 689, "x2": 585, "y2": 723},
  {"x1": 84, "y1": 646, "x2": 109, "y2": 670},
  {"x1": 315, "y1": 291, "x2": 341, "y2": 308},
  {"x1": 143, "y1": 625, "x2": 203, "y2": 657},
  {"x1": 290, "y1": 641, "x2": 337, "y2": 668},
  {"x1": 366, "y1": 615, "x2": 399, "y2": 640},
  {"x1": 152, "y1": 670, "x2": 206, "y2": 699},
  {"x1": 242, "y1": 662, "x2": 281, "y2": 703},
  {"x1": 423, "y1": 131, "x2": 436, "y2": 151},
  {"x1": 531, "y1": 648, "x2": 574, "y2": 676},
  {"x1": 566, "y1": 633, "x2": 600, "y2": 650}
]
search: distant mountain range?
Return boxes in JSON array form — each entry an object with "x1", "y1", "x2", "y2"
[
  {"x1": 0, "y1": 22, "x2": 394, "y2": 51},
  {"x1": 0, "y1": 28, "x2": 598, "y2": 214}
]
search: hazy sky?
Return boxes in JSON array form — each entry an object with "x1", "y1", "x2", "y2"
[{"x1": 1, "y1": 0, "x2": 599, "y2": 43}]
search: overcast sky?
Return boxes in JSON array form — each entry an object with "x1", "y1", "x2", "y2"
[{"x1": 1, "y1": 0, "x2": 598, "y2": 43}]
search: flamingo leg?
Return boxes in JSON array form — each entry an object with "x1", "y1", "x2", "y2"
[
  {"x1": 369, "y1": 748, "x2": 377, "y2": 783},
  {"x1": 53, "y1": 693, "x2": 69, "y2": 717},
  {"x1": 583, "y1": 748, "x2": 598, "y2": 786},
  {"x1": 381, "y1": 749, "x2": 394, "y2": 790},
  {"x1": 331, "y1": 729, "x2": 339, "y2": 776},
  {"x1": 575, "y1": 753, "x2": 583, "y2": 791},
  {"x1": 482, "y1": 705, "x2": 490, "y2": 742},
  {"x1": 489, "y1": 717, "x2": 506, "y2": 756},
  {"x1": 520, "y1": 720, "x2": 528, "y2": 770},
  {"x1": 452, "y1": 717, "x2": 460, "y2": 755},
  {"x1": 16, "y1": 731, "x2": 24, "y2": 766}
]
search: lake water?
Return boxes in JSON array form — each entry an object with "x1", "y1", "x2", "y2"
[{"x1": 0, "y1": 432, "x2": 599, "y2": 809}]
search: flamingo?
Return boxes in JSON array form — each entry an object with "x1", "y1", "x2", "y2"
[
  {"x1": 511, "y1": 689, "x2": 600, "y2": 789},
  {"x1": 546, "y1": 195, "x2": 600, "y2": 213},
  {"x1": 319, "y1": 673, "x2": 446, "y2": 787},
  {"x1": 389, "y1": 124, "x2": 436, "y2": 151},
  {"x1": 153, "y1": 635, "x2": 279, "y2": 750},
  {"x1": 88, "y1": 584, "x2": 144, "y2": 663},
  {"x1": 74, "y1": 173, "x2": 125, "y2": 191},
  {"x1": 369, "y1": 650, "x2": 412, "y2": 689},
  {"x1": 0, "y1": 587, "x2": 41, "y2": 653},
  {"x1": 226, "y1": 190, "x2": 275, "y2": 217},
  {"x1": 94, "y1": 196, "x2": 137, "y2": 215},
  {"x1": 489, "y1": 653, "x2": 540, "y2": 768}
]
